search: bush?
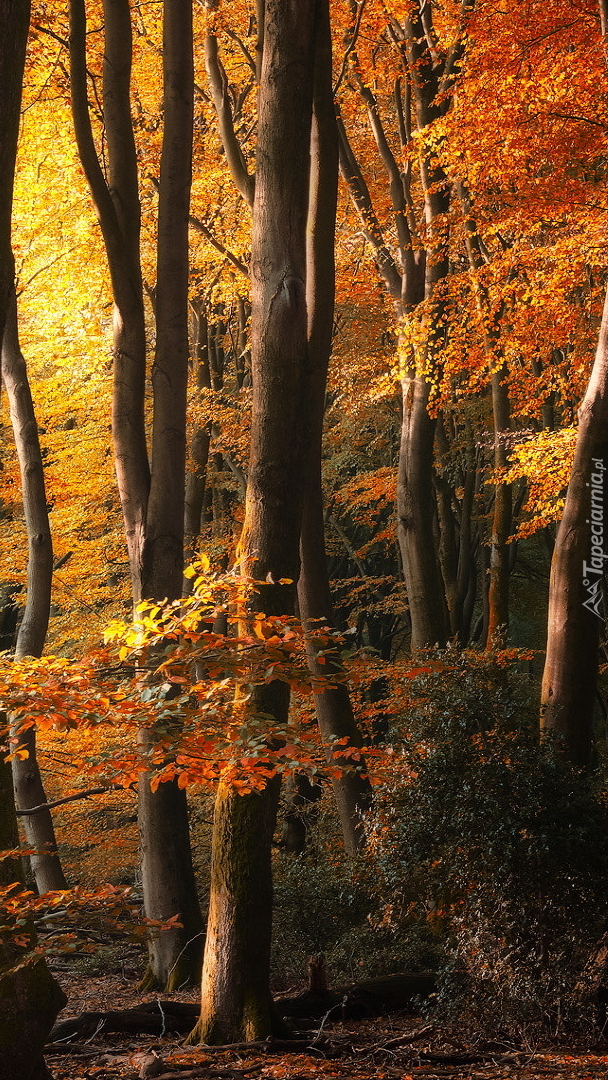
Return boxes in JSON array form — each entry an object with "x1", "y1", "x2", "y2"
[
  {"x1": 271, "y1": 801, "x2": 439, "y2": 990},
  {"x1": 366, "y1": 652, "x2": 608, "y2": 1038}
]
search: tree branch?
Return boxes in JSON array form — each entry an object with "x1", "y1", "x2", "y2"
[
  {"x1": 15, "y1": 786, "x2": 127, "y2": 817},
  {"x1": 204, "y1": 28, "x2": 255, "y2": 208},
  {"x1": 189, "y1": 214, "x2": 249, "y2": 276}
]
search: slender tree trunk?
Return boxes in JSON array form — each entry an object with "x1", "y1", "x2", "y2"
[
  {"x1": 184, "y1": 302, "x2": 211, "y2": 579},
  {"x1": 70, "y1": 0, "x2": 150, "y2": 600},
  {"x1": 192, "y1": 0, "x2": 316, "y2": 1044},
  {"x1": 1, "y1": 290, "x2": 67, "y2": 893},
  {"x1": 486, "y1": 369, "x2": 512, "y2": 648},
  {"x1": 297, "y1": 0, "x2": 371, "y2": 855},
  {"x1": 540, "y1": 284, "x2": 608, "y2": 768},
  {"x1": 70, "y1": 0, "x2": 203, "y2": 988},
  {"x1": 0, "y1": 0, "x2": 67, "y2": 1073},
  {"x1": 137, "y1": 0, "x2": 204, "y2": 991},
  {"x1": 457, "y1": 182, "x2": 513, "y2": 649},
  {"x1": 397, "y1": 373, "x2": 446, "y2": 647}
]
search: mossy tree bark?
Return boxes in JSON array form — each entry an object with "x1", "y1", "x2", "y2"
[{"x1": 190, "y1": 0, "x2": 316, "y2": 1044}]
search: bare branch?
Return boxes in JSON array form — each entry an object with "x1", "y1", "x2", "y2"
[
  {"x1": 16, "y1": 786, "x2": 127, "y2": 816},
  {"x1": 204, "y1": 29, "x2": 255, "y2": 208},
  {"x1": 189, "y1": 214, "x2": 249, "y2": 277}
]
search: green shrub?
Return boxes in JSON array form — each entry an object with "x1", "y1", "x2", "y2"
[
  {"x1": 366, "y1": 652, "x2": 608, "y2": 1038},
  {"x1": 270, "y1": 802, "x2": 439, "y2": 990}
]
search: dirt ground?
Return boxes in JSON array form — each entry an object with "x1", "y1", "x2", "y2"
[{"x1": 44, "y1": 971, "x2": 608, "y2": 1080}]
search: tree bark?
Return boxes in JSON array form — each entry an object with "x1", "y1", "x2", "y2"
[
  {"x1": 297, "y1": 0, "x2": 371, "y2": 855},
  {"x1": 540, "y1": 284, "x2": 608, "y2": 768},
  {"x1": 70, "y1": 0, "x2": 203, "y2": 988},
  {"x1": 486, "y1": 369, "x2": 512, "y2": 648},
  {"x1": 192, "y1": 0, "x2": 316, "y2": 1044},
  {"x1": 0, "y1": 2, "x2": 67, "y2": 1074},
  {"x1": 1, "y1": 290, "x2": 68, "y2": 893},
  {"x1": 137, "y1": 0, "x2": 204, "y2": 990}
]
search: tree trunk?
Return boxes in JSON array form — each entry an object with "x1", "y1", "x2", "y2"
[
  {"x1": 298, "y1": 0, "x2": 371, "y2": 855},
  {"x1": 192, "y1": 0, "x2": 316, "y2": 1043},
  {"x1": 486, "y1": 369, "x2": 512, "y2": 648},
  {"x1": 0, "y1": 2, "x2": 67, "y2": 1073},
  {"x1": 540, "y1": 284, "x2": 608, "y2": 768},
  {"x1": 0, "y1": 752, "x2": 67, "y2": 1080},
  {"x1": 397, "y1": 373, "x2": 446, "y2": 648},
  {"x1": 1, "y1": 289, "x2": 67, "y2": 894},
  {"x1": 70, "y1": 0, "x2": 203, "y2": 988},
  {"x1": 137, "y1": 0, "x2": 204, "y2": 990}
]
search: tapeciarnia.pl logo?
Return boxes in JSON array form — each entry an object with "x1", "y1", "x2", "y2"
[{"x1": 583, "y1": 457, "x2": 606, "y2": 619}]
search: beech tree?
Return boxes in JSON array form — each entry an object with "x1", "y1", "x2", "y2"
[
  {"x1": 540, "y1": 289, "x2": 608, "y2": 767},
  {"x1": 68, "y1": 0, "x2": 203, "y2": 988},
  {"x1": 201, "y1": 0, "x2": 371, "y2": 854},
  {"x1": 2, "y1": 286, "x2": 68, "y2": 893},
  {"x1": 190, "y1": 0, "x2": 318, "y2": 1043},
  {"x1": 336, "y1": 1, "x2": 473, "y2": 649},
  {"x1": 0, "y1": 0, "x2": 66, "y2": 1075}
]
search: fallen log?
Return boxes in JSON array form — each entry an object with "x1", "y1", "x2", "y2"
[
  {"x1": 48, "y1": 971, "x2": 436, "y2": 1044},
  {"x1": 49, "y1": 1000, "x2": 200, "y2": 1042},
  {"x1": 276, "y1": 972, "x2": 436, "y2": 1021}
]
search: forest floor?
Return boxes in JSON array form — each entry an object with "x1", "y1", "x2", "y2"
[{"x1": 45, "y1": 970, "x2": 608, "y2": 1080}]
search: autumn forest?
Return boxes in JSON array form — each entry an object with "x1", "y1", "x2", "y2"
[{"x1": 3, "y1": 1, "x2": 608, "y2": 1078}]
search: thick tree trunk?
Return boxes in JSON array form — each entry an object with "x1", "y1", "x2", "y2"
[
  {"x1": 2, "y1": 289, "x2": 67, "y2": 894},
  {"x1": 540, "y1": 285, "x2": 608, "y2": 768},
  {"x1": 193, "y1": 0, "x2": 316, "y2": 1043},
  {"x1": 298, "y1": 0, "x2": 371, "y2": 855},
  {"x1": 192, "y1": 770, "x2": 283, "y2": 1045}
]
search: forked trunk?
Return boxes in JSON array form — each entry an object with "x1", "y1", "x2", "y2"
[{"x1": 70, "y1": 0, "x2": 202, "y2": 988}]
